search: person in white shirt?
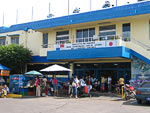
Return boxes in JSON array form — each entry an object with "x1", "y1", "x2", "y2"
[
  {"x1": 107, "y1": 76, "x2": 112, "y2": 93},
  {"x1": 72, "y1": 75, "x2": 79, "y2": 99},
  {"x1": 79, "y1": 77, "x2": 86, "y2": 87}
]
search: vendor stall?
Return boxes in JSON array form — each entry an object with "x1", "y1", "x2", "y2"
[
  {"x1": 9, "y1": 74, "x2": 36, "y2": 96},
  {"x1": 0, "y1": 64, "x2": 10, "y2": 85}
]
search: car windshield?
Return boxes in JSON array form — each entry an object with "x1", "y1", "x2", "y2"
[{"x1": 141, "y1": 82, "x2": 150, "y2": 88}]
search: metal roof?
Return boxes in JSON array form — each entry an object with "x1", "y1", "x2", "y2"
[{"x1": 0, "y1": 1, "x2": 150, "y2": 33}]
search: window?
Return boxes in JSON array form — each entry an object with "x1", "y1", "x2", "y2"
[
  {"x1": 0, "y1": 38, "x2": 6, "y2": 45},
  {"x1": 11, "y1": 36, "x2": 19, "y2": 44},
  {"x1": 122, "y1": 23, "x2": 130, "y2": 41},
  {"x1": 43, "y1": 33, "x2": 48, "y2": 48},
  {"x1": 76, "y1": 28, "x2": 95, "y2": 42},
  {"x1": 56, "y1": 31, "x2": 69, "y2": 44},
  {"x1": 99, "y1": 25, "x2": 116, "y2": 40}
]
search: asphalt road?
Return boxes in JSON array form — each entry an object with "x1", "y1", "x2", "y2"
[{"x1": 0, "y1": 96, "x2": 150, "y2": 113}]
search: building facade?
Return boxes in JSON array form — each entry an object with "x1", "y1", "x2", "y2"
[{"x1": 1, "y1": 1, "x2": 150, "y2": 83}]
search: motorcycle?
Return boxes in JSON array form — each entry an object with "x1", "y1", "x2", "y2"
[{"x1": 124, "y1": 84, "x2": 136, "y2": 100}]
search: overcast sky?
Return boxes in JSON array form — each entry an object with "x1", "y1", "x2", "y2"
[{"x1": 0, "y1": 0, "x2": 138, "y2": 27}]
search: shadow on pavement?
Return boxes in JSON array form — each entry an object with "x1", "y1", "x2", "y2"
[
  {"x1": 111, "y1": 98, "x2": 125, "y2": 101},
  {"x1": 10, "y1": 92, "x2": 122, "y2": 100},
  {"x1": 122, "y1": 99, "x2": 150, "y2": 107}
]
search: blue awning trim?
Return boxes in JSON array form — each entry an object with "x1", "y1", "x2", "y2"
[
  {"x1": 31, "y1": 56, "x2": 60, "y2": 63},
  {"x1": 47, "y1": 47, "x2": 131, "y2": 60},
  {"x1": 7, "y1": 34, "x2": 20, "y2": 36}
]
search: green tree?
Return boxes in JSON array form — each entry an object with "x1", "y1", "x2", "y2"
[{"x1": 0, "y1": 44, "x2": 32, "y2": 74}]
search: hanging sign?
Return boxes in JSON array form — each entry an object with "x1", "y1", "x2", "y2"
[{"x1": 0, "y1": 70, "x2": 10, "y2": 76}]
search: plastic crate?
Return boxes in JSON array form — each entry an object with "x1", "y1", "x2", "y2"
[
  {"x1": 20, "y1": 88, "x2": 28, "y2": 92},
  {"x1": 21, "y1": 92, "x2": 28, "y2": 96}
]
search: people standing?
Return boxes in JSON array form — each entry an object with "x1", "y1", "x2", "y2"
[
  {"x1": 72, "y1": 75, "x2": 79, "y2": 99},
  {"x1": 101, "y1": 76, "x2": 105, "y2": 92},
  {"x1": 69, "y1": 77, "x2": 74, "y2": 98},
  {"x1": 119, "y1": 77, "x2": 124, "y2": 94},
  {"x1": 85, "y1": 75, "x2": 92, "y2": 94},
  {"x1": 107, "y1": 76, "x2": 112, "y2": 93},
  {"x1": 35, "y1": 77, "x2": 41, "y2": 97},
  {"x1": 52, "y1": 75, "x2": 58, "y2": 96},
  {"x1": 43, "y1": 76, "x2": 48, "y2": 95}
]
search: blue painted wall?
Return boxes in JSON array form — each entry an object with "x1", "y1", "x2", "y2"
[
  {"x1": 31, "y1": 56, "x2": 53, "y2": 63},
  {"x1": 47, "y1": 46, "x2": 131, "y2": 60}
]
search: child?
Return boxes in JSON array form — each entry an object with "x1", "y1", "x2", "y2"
[{"x1": 3, "y1": 85, "x2": 9, "y2": 98}]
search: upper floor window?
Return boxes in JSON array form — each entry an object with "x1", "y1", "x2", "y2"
[
  {"x1": 56, "y1": 31, "x2": 69, "y2": 44},
  {"x1": 11, "y1": 36, "x2": 19, "y2": 44},
  {"x1": 43, "y1": 33, "x2": 48, "y2": 48},
  {"x1": 99, "y1": 25, "x2": 116, "y2": 40},
  {"x1": 122, "y1": 23, "x2": 130, "y2": 41},
  {"x1": 0, "y1": 38, "x2": 6, "y2": 45},
  {"x1": 76, "y1": 28, "x2": 95, "y2": 42}
]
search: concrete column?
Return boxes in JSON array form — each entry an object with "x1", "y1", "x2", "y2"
[{"x1": 69, "y1": 63, "x2": 74, "y2": 78}]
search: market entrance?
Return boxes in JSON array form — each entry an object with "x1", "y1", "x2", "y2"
[{"x1": 74, "y1": 62, "x2": 131, "y2": 85}]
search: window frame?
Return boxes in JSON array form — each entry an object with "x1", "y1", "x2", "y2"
[
  {"x1": 99, "y1": 25, "x2": 116, "y2": 40},
  {"x1": 0, "y1": 38, "x2": 6, "y2": 45},
  {"x1": 122, "y1": 23, "x2": 131, "y2": 41},
  {"x1": 76, "y1": 28, "x2": 95, "y2": 42},
  {"x1": 56, "y1": 31, "x2": 69, "y2": 44},
  {"x1": 11, "y1": 36, "x2": 19, "y2": 44},
  {"x1": 43, "y1": 33, "x2": 48, "y2": 48}
]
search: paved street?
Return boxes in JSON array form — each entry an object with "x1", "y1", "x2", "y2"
[{"x1": 0, "y1": 95, "x2": 150, "y2": 113}]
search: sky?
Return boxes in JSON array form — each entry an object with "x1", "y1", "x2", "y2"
[{"x1": 0, "y1": 0, "x2": 138, "y2": 27}]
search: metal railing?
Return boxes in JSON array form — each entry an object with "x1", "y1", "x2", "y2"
[
  {"x1": 41, "y1": 35, "x2": 122, "y2": 49},
  {"x1": 132, "y1": 38, "x2": 150, "y2": 51}
]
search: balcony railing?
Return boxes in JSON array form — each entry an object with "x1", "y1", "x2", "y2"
[{"x1": 41, "y1": 35, "x2": 123, "y2": 51}]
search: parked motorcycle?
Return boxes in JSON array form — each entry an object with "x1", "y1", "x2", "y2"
[{"x1": 124, "y1": 84, "x2": 136, "y2": 100}]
